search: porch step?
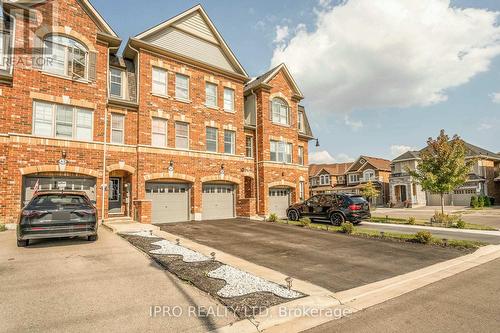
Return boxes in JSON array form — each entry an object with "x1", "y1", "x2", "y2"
[{"x1": 104, "y1": 216, "x2": 134, "y2": 223}]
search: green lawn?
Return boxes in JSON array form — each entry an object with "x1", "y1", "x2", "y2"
[{"x1": 368, "y1": 216, "x2": 496, "y2": 231}]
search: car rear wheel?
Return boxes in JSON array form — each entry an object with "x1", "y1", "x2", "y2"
[
  {"x1": 17, "y1": 239, "x2": 29, "y2": 247},
  {"x1": 329, "y1": 212, "x2": 345, "y2": 226},
  {"x1": 287, "y1": 209, "x2": 300, "y2": 221},
  {"x1": 88, "y1": 234, "x2": 98, "y2": 242}
]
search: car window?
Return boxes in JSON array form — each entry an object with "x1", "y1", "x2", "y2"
[
  {"x1": 306, "y1": 195, "x2": 320, "y2": 205},
  {"x1": 349, "y1": 196, "x2": 367, "y2": 204},
  {"x1": 29, "y1": 195, "x2": 91, "y2": 209},
  {"x1": 319, "y1": 195, "x2": 333, "y2": 205}
]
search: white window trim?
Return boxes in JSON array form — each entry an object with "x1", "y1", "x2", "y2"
[
  {"x1": 205, "y1": 82, "x2": 218, "y2": 108},
  {"x1": 270, "y1": 140, "x2": 293, "y2": 164},
  {"x1": 151, "y1": 117, "x2": 167, "y2": 147},
  {"x1": 0, "y1": 33, "x2": 6, "y2": 71},
  {"x1": 349, "y1": 174, "x2": 360, "y2": 183},
  {"x1": 42, "y1": 35, "x2": 89, "y2": 81},
  {"x1": 175, "y1": 121, "x2": 190, "y2": 150},
  {"x1": 298, "y1": 111, "x2": 305, "y2": 132},
  {"x1": 110, "y1": 67, "x2": 124, "y2": 99},
  {"x1": 175, "y1": 73, "x2": 190, "y2": 101},
  {"x1": 363, "y1": 169, "x2": 375, "y2": 181},
  {"x1": 111, "y1": 113, "x2": 125, "y2": 144},
  {"x1": 152, "y1": 67, "x2": 168, "y2": 96},
  {"x1": 224, "y1": 130, "x2": 236, "y2": 155},
  {"x1": 298, "y1": 146, "x2": 304, "y2": 165},
  {"x1": 223, "y1": 87, "x2": 235, "y2": 112},
  {"x1": 245, "y1": 135, "x2": 253, "y2": 158},
  {"x1": 32, "y1": 101, "x2": 94, "y2": 142},
  {"x1": 206, "y1": 127, "x2": 218, "y2": 152},
  {"x1": 271, "y1": 98, "x2": 289, "y2": 126}
]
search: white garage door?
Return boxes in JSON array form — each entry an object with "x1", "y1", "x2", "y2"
[
  {"x1": 146, "y1": 183, "x2": 190, "y2": 223},
  {"x1": 23, "y1": 175, "x2": 96, "y2": 206},
  {"x1": 202, "y1": 184, "x2": 235, "y2": 220},
  {"x1": 268, "y1": 188, "x2": 290, "y2": 218},
  {"x1": 427, "y1": 193, "x2": 451, "y2": 206}
]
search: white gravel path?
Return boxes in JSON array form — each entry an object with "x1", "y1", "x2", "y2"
[
  {"x1": 124, "y1": 230, "x2": 157, "y2": 238},
  {"x1": 208, "y1": 265, "x2": 303, "y2": 299},
  {"x1": 149, "y1": 240, "x2": 210, "y2": 263}
]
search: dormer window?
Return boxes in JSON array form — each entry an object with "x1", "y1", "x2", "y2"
[
  {"x1": 298, "y1": 111, "x2": 305, "y2": 132},
  {"x1": 319, "y1": 174, "x2": 330, "y2": 185},
  {"x1": 110, "y1": 68, "x2": 123, "y2": 98},
  {"x1": 363, "y1": 169, "x2": 375, "y2": 181},
  {"x1": 43, "y1": 35, "x2": 88, "y2": 79},
  {"x1": 271, "y1": 98, "x2": 289, "y2": 125}
]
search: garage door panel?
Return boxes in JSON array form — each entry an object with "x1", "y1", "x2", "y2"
[
  {"x1": 146, "y1": 183, "x2": 189, "y2": 223},
  {"x1": 202, "y1": 184, "x2": 235, "y2": 220},
  {"x1": 23, "y1": 176, "x2": 97, "y2": 206},
  {"x1": 268, "y1": 188, "x2": 290, "y2": 218}
]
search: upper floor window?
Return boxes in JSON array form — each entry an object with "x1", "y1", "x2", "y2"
[
  {"x1": 270, "y1": 140, "x2": 292, "y2": 163},
  {"x1": 338, "y1": 176, "x2": 345, "y2": 183},
  {"x1": 175, "y1": 74, "x2": 189, "y2": 100},
  {"x1": 151, "y1": 117, "x2": 167, "y2": 147},
  {"x1": 224, "y1": 88, "x2": 235, "y2": 112},
  {"x1": 271, "y1": 98, "x2": 289, "y2": 125},
  {"x1": 111, "y1": 113, "x2": 124, "y2": 144},
  {"x1": 298, "y1": 111, "x2": 305, "y2": 132},
  {"x1": 363, "y1": 169, "x2": 375, "y2": 181},
  {"x1": 0, "y1": 32, "x2": 6, "y2": 70},
  {"x1": 33, "y1": 101, "x2": 93, "y2": 141},
  {"x1": 152, "y1": 67, "x2": 167, "y2": 96},
  {"x1": 298, "y1": 146, "x2": 304, "y2": 165},
  {"x1": 206, "y1": 127, "x2": 218, "y2": 152},
  {"x1": 245, "y1": 136, "x2": 253, "y2": 158},
  {"x1": 110, "y1": 68, "x2": 123, "y2": 98},
  {"x1": 205, "y1": 82, "x2": 217, "y2": 107},
  {"x1": 319, "y1": 174, "x2": 330, "y2": 185},
  {"x1": 175, "y1": 122, "x2": 189, "y2": 149},
  {"x1": 349, "y1": 174, "x2": 360, "y2": 183},
  {"x1": 224, "y1": 130, "x2": 235, "y2": 154},
  {"x1": 43, "y1": 35, "x2": 88, "y2": 79}
]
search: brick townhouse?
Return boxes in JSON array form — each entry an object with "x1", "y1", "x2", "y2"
[{"x1": 0, "y1": 1, "x2": 313, "y2": 224}]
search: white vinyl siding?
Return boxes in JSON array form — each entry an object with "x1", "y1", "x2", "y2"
[
  {"x1": 152, "y1": 118, "x2": 167, "y2": 147},
  {"x1": 223, "y1": 88, "x2": 234, "y2": 112},
  {"x1": 271, "y1": 98, "x2": 289, "y2": 125},
  {"x1": 206, "y1": 127, "x2": 218, "y2": 152},
  {"x1": 175, "y1": 73, "x2": 189, "y2": 100},
  {"x1": 111, "y1": 113, "x2": 125, "y2": 144},
  {"x1": 270, "y1": 140, "x2": 292, "y2": 163},
  {"x1": 205, "y1": 82, "x2": 217, "y2": 107},
  {"x1": 175, "y1": 122, "x2": 189, "y2": 149},
  {"x1": 33, "y1": 101, "x2": 93, "y2": 141},
  {"x1": 152, "y1": 67, "x2": 167, "y2": 96},
  {"x1": 224, "y1": 130, "x2": 235, "y2": 154},
  {"x1": 110, "y1": 68, "x2": 123, "y2": 98}
]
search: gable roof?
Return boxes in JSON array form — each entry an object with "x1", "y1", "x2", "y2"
[
  {"x1": 245, "y1": 63, "x2": 303, "y2": 98},
  {"x1": 309, "y1": 162, "x2": 353, "y2": 177},
  {"x1": 346, "y1": 156, "x2": 391, "y2": 173},
  {"x1": 462, "y1": 142, "x2": 500, "y2": 160},
  {"x1": 392, "y1": 150, "x2": 421, "y2": 162},
  {"x1": 81, "y1": 0, "x2": 118, "y2": 37},
  {"x1": 133, "y1": 4, "x2": 247, "y2": 78}
]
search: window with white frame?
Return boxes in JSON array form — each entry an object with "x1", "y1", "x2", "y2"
[
  {"x1": 224, "y1": 130, "x2": 235, "y2": 154},
  {"x1": 224, "y1": 87, "x2": 234, "y2": 112},
  {"x1": 0, "y1": 32, "x2": 5, "y2": 70},
  {"x1": 363, "y1": 169, "x2": 375, "y2": 181},
  {"x1": 299, "y1": 181, "x2": 305, "y2": 201},
  {"x1": 349, "y1": 174, "x2": 360, "y2": 183},
  {"x1": 298, "y1": 146, "x2": 304, "y2": 165},
  {"x1": 151, "y1": 117, "x2": 167, "y2": 147},
  {"x1": 245, "y1": 136, "x2": 253, "y2": 158},
  {"x1": 298, "y1": 111, "x2": 305, "y2": 132},
  {"x1": 175, "y1": 122, "x2": 189, "y2": 149},
  {"x1": 152, "y1": 67, "x2": 167, "y2": 96},
  {"x1": 32, "y1": 101, "x2": 93, "y2": 141},
  {"x1": 206, "y1": 127, "x2": 218, "y2": 152},
  {"x1": 271, "y1": 98, "x2": 289, "y2": 125},
  {"x1": 111, "y1": 113, "x2": 124, "y2": 144},
  {"x1": 110, "y1": 67, "x2": 123, "y2": 98},
  {"x1": 43, "y1": 35, "x2": 88, "y2": 79},
  {"x1": 319, "y1": 174, "x2": 330, "y2": 185},
  {"x1": 205, "y1": 82, "x2": 217, "y2": 107},
  {"x1": 270, "y1": 140, "x2": 292, "y2": 163},
  {"x1": 175, "y1": 73, "x2": 189, "y2": 100}
]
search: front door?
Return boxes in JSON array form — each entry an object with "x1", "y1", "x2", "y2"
[{"x1": 108, "y1": 177, "x2": 122, "y2": 214}]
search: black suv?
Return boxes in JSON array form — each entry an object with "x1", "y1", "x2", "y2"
[{"x1": 286, "y1": 193, "x2": 371, "y2": 225}]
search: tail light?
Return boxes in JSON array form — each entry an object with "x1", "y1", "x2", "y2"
[
  {"x1": 348, "y1": 204, "x2": 362, "y2": 211},
  {"x1": 21, "y1": 210, "x2": 48, "y2": 218},
  {"x1": 72, "y1": 209, "x2": 95, "y2": 217}
]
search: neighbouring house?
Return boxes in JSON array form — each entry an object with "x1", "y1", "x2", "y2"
[
  {"x1": 0, "y1": 1, "x2": 314, "y2": 224},
  {"x1": 389, "y1": 142, "x2": 500, "y2": 207},
  {"x1": 309, "y1": 156, "x2": 391, "y2": 206}
]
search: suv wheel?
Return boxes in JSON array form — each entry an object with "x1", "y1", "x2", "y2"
[
  {"x1": 287, "y1": 210, "x2": 300, "y2": 221},
  {"x1": 88, "y1": 234, "x2": 98, "y2": 242},
  {"x1": 17, "y1": 239, "x2": 29, "y2": 247},
  {"x1": 329, "y1": 212, "x2": 345, "y2": 226}
]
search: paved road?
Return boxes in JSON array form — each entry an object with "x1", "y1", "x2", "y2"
[
  {"x1": 0, "y1": 228, "x2": 236, "y2": 333},
  {"x1": 356, "y1": 222, "x2": 500, "y2": 244},
  {"x1": 305, "y1": 258, "x2": 500, "y2": 333},
  {"x1": 162, "y1": 219, "x2": 466, "y2": 292}
]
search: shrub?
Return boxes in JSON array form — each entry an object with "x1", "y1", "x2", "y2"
[
  {"x1": 299, "y1": 218, "x2": 311, "y2": 227},
  {"x1": 478, "y1": 196, "x2": 485, "y2": 208},
  {"x1": 431, "y1": 211, "x2": 450, "y2": 226},
  {"x1": 470, "y1": 196, "x2": 479, "y2": 208},
  {"x1": 268, "y1": 213, "x2": 278, "y2": 223},
  {"x1": 483, "y1": 196, "x2": 491, "y2": 207},
  {"x1": 340, "y1": 222, "x2": 354, "y2": 234},
  {"x1": 455, "y1": 219, "x2": 466, "y2": 229},
  {"x1": 0, "y1": 224, "x2": 6, "y2": 232},
  {"x1": 408, "y1": 217, "x2": 416, "y2": 225},
  {"x1": 414, "y1": 231, "x2": 432, "y2": 244}
]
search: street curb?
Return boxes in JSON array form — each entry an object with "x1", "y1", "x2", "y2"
[{"x1": 362, "y1": 221, "x2": 500, "y2": 235}]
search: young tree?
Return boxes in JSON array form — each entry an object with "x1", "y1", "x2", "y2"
[
  {"x1": 408, "y1": 130, "x2": 474, "y2": 214},
  {"x1": 361, "y1": 181, "x2": 380, "y2": 208}
]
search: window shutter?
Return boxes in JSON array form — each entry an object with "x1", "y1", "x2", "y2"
[
  {"x1": 126, "y1": 61, "x2": 137, "y2": 102},
  {"x1": 269, "y1": 101, "x2": 273, "y2": 121},
  {"x1": 88, "y1": 51, "x2": 97, "y2": 82},
  {"x1": 32, "y1": 35, "x2": 44, "y2": 70}
]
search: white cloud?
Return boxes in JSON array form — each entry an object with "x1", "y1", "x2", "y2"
[
  {"x1": 274, "y1": 25, "x2": 289, "y2": 44},
  {"x1": 344, "y1": 115, "x2": 363, "y2": 131},
  {"x1": 390, "y1": 145, "x2": 415, "y2": 157},
  {"x1": 271, "y1": 0, "x2": 500, "y2": 113},
  {"x1": 491, "y1": 92, "x2": 500, "y2": 104},
  {"x1": 309, "y1": 150, "x2": 355, "y2": 164},
  {"x1": 478, "y1": 123, "x2": 493, "y2": 130}
]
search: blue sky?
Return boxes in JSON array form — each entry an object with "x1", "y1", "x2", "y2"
[{"x1": 92, "y1": 0, "x2": 500, "y2": 162}]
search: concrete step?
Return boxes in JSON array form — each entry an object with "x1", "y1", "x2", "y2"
[{"x1": 104, "y1": 216, "x2": 134, "y2": 223}]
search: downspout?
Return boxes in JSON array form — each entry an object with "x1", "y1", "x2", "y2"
[
  {"x1": 251, "y1": 89, "x2": 260, "y2": 215},
  {"x1": 128, "y1": 43, "x2": 141, "y2": 220},
  {"x1": 101, "y1": 48, "x2": 111, "y2": 224}
]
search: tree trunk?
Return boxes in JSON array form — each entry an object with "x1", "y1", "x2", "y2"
[{"x1": 440, "y1": 193, "x2": 444, "y2": 215}]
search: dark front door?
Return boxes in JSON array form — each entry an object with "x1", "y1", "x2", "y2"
[{"x1": 108, "y1": 177, "x2": 122, "y2": 213}]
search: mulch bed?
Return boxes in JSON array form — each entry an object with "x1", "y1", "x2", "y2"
[{"x1": 120, "y1": 234, "x2": 299, "y2": 318}]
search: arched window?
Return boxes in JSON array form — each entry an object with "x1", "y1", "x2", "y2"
[
  {"x1": 363, "y1": 169, "x2": 375, "y2": 181},
  {"x1": 43, "y1": 35, "x2": 88, "y2": 79},
  {"x1": 271, "y1": 98, "x2": 289, "y2": 125}
]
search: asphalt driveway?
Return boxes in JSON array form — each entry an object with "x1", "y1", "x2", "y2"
[
  {"x1": 161, "y1": 219, "x2": 467, "y2": 292},
  {"x1": 0, "y1": 228, "x2": 236, "y2": 333}
]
